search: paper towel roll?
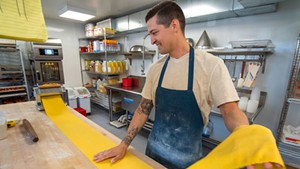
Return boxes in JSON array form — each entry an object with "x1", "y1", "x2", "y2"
[
  {"x1": 0, "y1": 112, "x2": 7, "y2": 140},
  {"x1": 246, "y1": 100, "x2": 259, "y2": 114},
  {"x1": 250, "y1": 86, "x2": 261, "y2": 101},
  {"x1": 237, "y1": 78, "x2": 244, "y2": 88},
  {"x1": 238, "y1": 96, "x2": 248, "y2": 111}
]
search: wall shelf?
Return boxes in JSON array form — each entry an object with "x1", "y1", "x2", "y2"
[{"x1": 206, "y1": 48, "x2": 274, "y2": 73}]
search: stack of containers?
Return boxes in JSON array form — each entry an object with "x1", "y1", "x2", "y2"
[
  {"x1": 85, "y1": 23, "x2": 94, "y2": 37},
  {"x1": 74, "y1": 87, "x2": 91, "y2": 113}
]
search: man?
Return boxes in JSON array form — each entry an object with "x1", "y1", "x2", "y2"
[{"x1": 94, "y1": 1, "x2": 281, "y2": 168}]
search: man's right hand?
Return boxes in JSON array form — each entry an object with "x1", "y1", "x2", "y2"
[{"x1": 93, "y1": 142, "x2": 128, "y2": 163}]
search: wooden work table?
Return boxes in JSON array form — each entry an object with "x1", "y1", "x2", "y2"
[{"x1": 0, "y1": 101, "x2": 164, "y2": 169}]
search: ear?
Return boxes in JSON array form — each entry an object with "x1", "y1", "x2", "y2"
[{"x1": 171, "y1": 19, "x2": 180, "y2": 33}]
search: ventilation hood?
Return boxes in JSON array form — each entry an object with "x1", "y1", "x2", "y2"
[
  {"x1": 113, "y1": 0, "x2": 285, "y2": 32},
  {"x1": 176, "y1": 0, "x2": 285, "y2": 24}
]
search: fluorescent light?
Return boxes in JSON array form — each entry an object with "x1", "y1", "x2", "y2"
[
  {"x1": 58, "y1": 5, "x2": 95, "y2": 21},
  {"x1": 183, "y1": 4, "x2": 218, "y2": 18},
  {"x1": 46, "y1": 26, "x2": 64, "y2": 32}
]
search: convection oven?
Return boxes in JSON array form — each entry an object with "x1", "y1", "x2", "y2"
[{"x1": 31, "y1": 41, "x2": 64, "y2": 85}]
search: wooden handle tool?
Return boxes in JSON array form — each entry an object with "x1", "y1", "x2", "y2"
[{"x1": 23, "y1": 119, "x2": 39, "y2": 142}]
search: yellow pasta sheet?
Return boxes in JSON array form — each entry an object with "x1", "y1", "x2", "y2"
[
  {"x1": 188, "y1": 125, "x2": 285, "y2": 169},
  {"x1": 0, "y1": 0, "x2": 48, "y2": 42},
  {"x1": 42, "y1": 95, "x2": 152, "y2": 169}
]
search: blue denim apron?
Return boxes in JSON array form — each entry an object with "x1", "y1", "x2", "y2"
[{"x1": 146, "y1": 46, "x2": 204, "y2": 169}]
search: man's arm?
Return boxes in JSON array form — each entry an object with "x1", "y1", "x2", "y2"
[
  {"x1": 219, "y1": 101, "x2": 249, "y2": 132},
  {"x1": 122, "y1": 97, "x2": 153, "y2": 146},
  {"x1": 93, "y1": 97, "x2": 153, "y2": 163}
]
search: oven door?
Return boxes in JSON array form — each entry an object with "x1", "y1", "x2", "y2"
[{"x1": 35, "y1": 61, "x2": 64, "y2": 84}]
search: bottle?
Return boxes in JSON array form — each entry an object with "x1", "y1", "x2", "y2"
[
  {"x1": 95, "y1": 60, "x2": 100, "y2": 72},
  {"x1": 102, "y1": 61, "x2": 107, "y2": 73},
  {"x1": 202, "y1": 120, "x2": 213, "y2": 138}
]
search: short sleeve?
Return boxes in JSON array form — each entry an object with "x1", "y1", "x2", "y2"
[{"x1": 209, "y1": 59, "x2": 239, "y2": 107}]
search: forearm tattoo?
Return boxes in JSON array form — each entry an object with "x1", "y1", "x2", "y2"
[
  {"x1": 137, "y1": 98, "x2": 153, "y2": 116},
  {"x1": 122, "y1": 126, "x2": 139, "y2": 146}
]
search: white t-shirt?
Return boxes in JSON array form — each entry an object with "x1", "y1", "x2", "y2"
[{"x1": 142, "y1": 49, "x2": 239, "y2": 125}]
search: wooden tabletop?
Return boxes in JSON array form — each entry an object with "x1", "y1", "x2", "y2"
[{"x1": 0, "y1": 101, "x2": 164, "y2": 169}]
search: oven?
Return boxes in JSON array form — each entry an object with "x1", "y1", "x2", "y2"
[
  {"x1": 31, "y1": 41, "x2": 65, "y2": 85},
  {"x1": 34, "y1": 60, "x2": 64, "y2": 84}
]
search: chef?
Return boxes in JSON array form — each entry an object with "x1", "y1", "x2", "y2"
[{"x1": 94, "y1": 1, "x2": 282, "y2": 168}]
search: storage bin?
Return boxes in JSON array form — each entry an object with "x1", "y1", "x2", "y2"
[
  {"x1": 66, "y1": 87, "x2": 79, "y2": 108},
  {"x1": 122, "y1": 78, "x2": 132, "y2": 87},
  {"x1": 74, "y1": 87, "x2": 91, "y2": 113},
  {"x1": 74, "y1": 107, "x2": 87, "y2": 117}
]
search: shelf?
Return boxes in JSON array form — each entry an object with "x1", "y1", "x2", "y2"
[
  {"x1": 210, "y1": 88, "x2": 267, "y2": 124},
  {"x1": 0, "y1": 92, "x2": 27, "y2": 99},
  {"x1": 278, "y1": 141, "x2": 300, "y2": 167},
  {"x1": 80, "y1": 51, "x2": 126, "y2": 55},
  {"x1": 206, "y1": 48, "x2": 273, "y2": 74},
  {"x1": 83, "y1": 70, "x2": 120, "y2": 76},
  {"x1": 206, "y1": 48, "x2": 274, "y2": 55},
  {"x1": 287, "y1": 98, "x2": 300, "y2": 104}
]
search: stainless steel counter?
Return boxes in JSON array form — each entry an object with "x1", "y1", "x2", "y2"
[{"x1": 105, "y1": 83, "x2": 143, "y2": 96}]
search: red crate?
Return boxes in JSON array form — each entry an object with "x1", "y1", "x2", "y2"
[{"x1": 74, "y1": 107, "x2": 87, "y2": 117}]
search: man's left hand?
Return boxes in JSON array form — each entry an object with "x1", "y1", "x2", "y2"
[{"x1": 247, "y1": 162, "x2": 283, "y2": 169}]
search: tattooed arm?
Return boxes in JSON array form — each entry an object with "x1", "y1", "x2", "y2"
[
  {"x1": 94, "y1": 97, "x2": 154, "y2": 163},
  {"x1": 122, "y1": 97, "x2": 153, "y2": 145}
]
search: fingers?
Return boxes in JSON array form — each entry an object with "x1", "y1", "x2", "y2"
[
  {"x1": 93, "y1": 150, "x2": 115, "y2": 162},
  {"x1": 111, "y1": 154, "x2": 123, "y2": 163},
  {"x1": 274, "y1": 163, "x2": 282, "y2": 168},
  {"x1": 263, "y1": 162, "x2": 273, "y2": 169},
  {"x1": 247, "y1": 165, "x2": 255, "y2": 169}
]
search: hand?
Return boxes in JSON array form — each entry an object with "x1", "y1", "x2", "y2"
[
  {"x1": 93, "y1": 143, "x2": 128, "y2": 163},
  {"x1": 247, "y1": 162, "x2": 282, "y2": 169}
]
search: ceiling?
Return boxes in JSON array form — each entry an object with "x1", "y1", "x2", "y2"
[{"x1": 41, "y1": 0, "x2": 162, "y2": 23}]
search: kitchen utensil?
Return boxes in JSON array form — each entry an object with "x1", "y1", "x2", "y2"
[
  {"x1": 241, "y1": 60, "x2": 246, "y2": 78},
  {"x1": 186, "y1": 38, "x2": 194, "y2": 47},
  {"x1": 232, "y1": 56, "x2": 237, "y2": 82},
  {"x1": 129, "y1": 45, "x2": 148, "y2": 53},
  {"x1": 22, "y1": 119, "x2": 39, "y2": 142},
  {"x1": 195, "y1": 30, "x2": 211, "y2": 49}
]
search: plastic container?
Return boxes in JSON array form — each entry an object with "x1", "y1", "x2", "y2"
[
  {"x1": 122, "y1": 78, "x2": 132, "y2": 87},
  {"x1": 74, "y1": 87, "x2": 91, "y2": 113},
  {"x1": 74, "y1": 107, "x2": 87, "y2": 117},
  {"x1": 202, "y1": 120, "x2": 213, "y2": 138},
  {"x1": 66, "y1": 87, "x2": 79, "y2": 108}
]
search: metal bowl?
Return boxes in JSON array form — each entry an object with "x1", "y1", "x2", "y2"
[{"x1": 129, "y1": 45, "x2": 148, "y2": 53}]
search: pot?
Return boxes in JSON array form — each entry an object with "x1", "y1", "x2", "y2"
[{"x1": 129, "y1": 45, "x2": 148, "y2": 53}]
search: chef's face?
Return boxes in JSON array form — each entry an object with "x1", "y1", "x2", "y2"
[{"x1": 147, "y1": 15, "x2": 175, "y2": 55}]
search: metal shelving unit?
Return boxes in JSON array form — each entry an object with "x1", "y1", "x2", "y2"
[
  {"x1": 276, "y1": 33, "x2": 300, "y2": 167},
  {"x1": 0, "y1": 44, "x2": 30, "y2": 104},
  {"x1": 79, "y1": 32, "x2": 124, "y2": 111}
]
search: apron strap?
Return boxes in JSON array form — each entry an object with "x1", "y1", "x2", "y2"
[
  {"x1": 188, "y1": 46, "x2": 194, "y2": 91},
  {"x1": 157, "y1": 46, "x2": 195, "y2": 91}
]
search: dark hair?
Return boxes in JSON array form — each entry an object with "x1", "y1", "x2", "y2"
[{"x1": 145, "y1": 0, "x2": 186, "y2": 34}]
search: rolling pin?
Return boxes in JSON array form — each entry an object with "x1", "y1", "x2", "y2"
[{"x1": 23, "y1": 119, "x2": 39, "y2": 142}]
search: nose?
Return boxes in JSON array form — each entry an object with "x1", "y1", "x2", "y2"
[{"x1": 150, "y1": 36, "x2": 156, "y2": 45}]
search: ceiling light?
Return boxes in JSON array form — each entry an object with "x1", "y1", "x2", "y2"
[
  {"x1": 58, "y1": 5, "x2": 95, "y2": 21},
  {"x1": 183, "y1": 4, "x2": 219, "y2": 18}
]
